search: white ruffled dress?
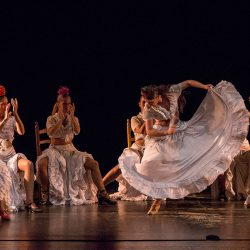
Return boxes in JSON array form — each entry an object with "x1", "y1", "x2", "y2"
[
  {"x1": 0, "y1": 116, "x2": 26, "y2": 211},
  {"x1": 36, "y1": 114, "x2": 97, "y2": 205},
  {"x1": 119, "y1": 81, "x2": 249, "y2": 199}
]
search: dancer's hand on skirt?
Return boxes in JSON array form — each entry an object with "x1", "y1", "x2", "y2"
[
  {"x1": 165, "y1": 126, "x2": 176, "y2": 135},
  {"x1": 204, "y1": 84, "x2": 214, "y2": 90}
]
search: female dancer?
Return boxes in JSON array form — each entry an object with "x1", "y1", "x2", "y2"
[
  {"x1": 119, "y1": 80, "x2": 249, "y2": 215},
  {"x1": 0, "y1": 163, "x2": 11, "y2": 220},
  {"x1": 36, "y1": 86, "x2": 116, "y2": 205},
  {"x1": 103, "y1": 96, "x2": 148, "y2": 201},
  {"x1": 0, "y1": 84, "x2": 42, "y2": 214}
]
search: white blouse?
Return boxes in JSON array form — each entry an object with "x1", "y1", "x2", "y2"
[
  {"x1": 0, "y1": 116, "x2": 16, "y2": 143},
  {"x1": 131, "y1": 112, "x2": 145, "y2": 141},
  {"x1": 46, "y1": 113, "x2": 80, "y2": 143}
]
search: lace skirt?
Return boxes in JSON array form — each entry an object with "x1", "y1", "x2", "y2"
[
  {"x1": 0, "y1": 146, "x2": 26, "y2": 210},
  {"x1": 119, "y1": 81, "x2": 249, "y2": 199},
  {"x1": 36, "y1": 144, "x2": 98, "y2": 205}
]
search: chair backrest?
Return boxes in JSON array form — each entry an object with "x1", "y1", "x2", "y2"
[
  {"x1": 126, "y1": 118, "x2": 135, "y2": 148},
  {"x1": 35, "y1": 121, "x2": 51, "y2": 156}
]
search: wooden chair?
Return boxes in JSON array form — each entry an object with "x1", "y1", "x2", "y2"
[
  {"x1": 35, "y1": 121, "x2": 51, "y2": 157},
  {"x1": 126, "y1": 118, "x2": 135, "y2": 148},
  {"x1": 34, "y1": 121, "x2": 51, "y2": 204}
]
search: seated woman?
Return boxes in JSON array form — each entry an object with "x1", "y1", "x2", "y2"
[
  {"x1": 0, "y1": 162, "x2": 11, "y2": 220},
  {"x1": 225, "y1": 139, "x2": 250, "y2": 205},
  {"x1": 103, "y1": 96, "x2": 148, "y2": 201},
  {"x1": 36, "y1": 86, "x2": 116, "y2": 206},
  {"x1": 0, "y1": 84, "x2": 42, "y2": 214}
]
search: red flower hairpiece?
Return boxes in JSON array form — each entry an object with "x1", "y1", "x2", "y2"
[
  {"x1": 0, "y1": 85, "x2": 6, "y2": 97},
  {"x1": 57, "y1": 86, "x2": 69, "y2": 96}
]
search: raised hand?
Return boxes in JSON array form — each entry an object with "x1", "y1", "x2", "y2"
[
  {"x1": 11, "y1": 98, "x2": 18, "y2": 115},
  {"x1": 69, "y1": 103, "x2": 75, "y2": 117},
  {"x1": 204, "y1": 84, "x2": 214, "y2": 90},
  {"x1": 166, "y1": 125, "x2": 176, "y2": 135},
  {"x1": 57, "y1": 101, "x2": 65, "y2": 120},
  {"x1": 4, "y1": 103, "x2": 11, "y2": 121},
  {"x1": 52, "y1": 102, "x2": 59, "y2": 115}
]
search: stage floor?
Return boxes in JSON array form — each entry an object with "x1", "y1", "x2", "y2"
[{"x1": 1, "y1": 199, "x2": 250, "y2": 250}]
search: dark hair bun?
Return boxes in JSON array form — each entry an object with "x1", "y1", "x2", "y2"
[{"x1": 141, "y1": 85, "x2": 158, "y2": 100}]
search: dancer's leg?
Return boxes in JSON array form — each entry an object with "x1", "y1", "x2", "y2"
[{"x1": 103, "y1": 164, "x2": 121, "y2": 186}]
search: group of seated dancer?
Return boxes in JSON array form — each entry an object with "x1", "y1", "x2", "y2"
[
  {"x1": 0, "y1": 80, "x2": 249, "y2": 221},
  {"x1": 0, "y1": 85, "x2": 117, "y2": 221}
]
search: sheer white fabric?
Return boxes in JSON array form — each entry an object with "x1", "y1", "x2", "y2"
[
  {"x1": 0, "y1": 115, "x2": 26, "y2": 211},
  {"x1": 110, "y1": 113, "x2": 148, "y2": 201},
  {"x1": 47, "y1": 113, "x2": 80, "y2": 142},
  {"x1": 111, "y1": 143, "x2": 147, "y2": 201},
  {"x1": 0, "y1": 116, "x2": 16, "y2": 143},
  {"x1": 119, "y1": 81, "x2": 249, "y2": 199},
  {"x1": 0, "y1": 146, "x2": 26, "y2": 211},
  {"x1": 36, "y1": 144, "x2": 98, "y2": 205},
  {"x1": 0, "y1": 159, "x2": 12, "y2": 207}
]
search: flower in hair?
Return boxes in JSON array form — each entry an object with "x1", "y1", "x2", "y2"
[
  {"x1": 0, "y1": 85, "x2": 6, "y2": 97},
  {"x1": 57, "y1": 86, "x2": 69, "y2": 97}
]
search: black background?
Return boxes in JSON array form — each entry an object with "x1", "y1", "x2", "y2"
[{"x1": 0, "y1": 1, "x2": 249, "y2": 176}]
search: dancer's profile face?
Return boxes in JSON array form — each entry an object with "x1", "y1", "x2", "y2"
[
  {"x1": 138, "y1": 96, "x2": 146, "y2": 111},
  {"x1": 145, "y1": 95, "x2": 162, "y2": 106},
  {"x1": 0, "y1": 97, "x2": 8, "y2": 115}
]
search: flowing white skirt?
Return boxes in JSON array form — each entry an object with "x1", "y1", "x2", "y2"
[
  {"x1": 36, "y1": 144, "x2": 98, "y2": 205},
  {"x1": 110, "y1": 143, "x2": 148, "y2": 201},
  {"x1": 119, "y1": 81, "x2": 249, "y2": 199}
]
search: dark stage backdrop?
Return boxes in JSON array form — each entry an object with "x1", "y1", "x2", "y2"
[{"x1": 0, "y1": 1, "x2": 249, "y2": 175}]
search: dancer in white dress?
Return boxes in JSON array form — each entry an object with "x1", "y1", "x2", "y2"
[
  {"x1": 119, "y1": 80, "x2": 249, "y2": 215},
  {"x1": 103, "y1": 96, "x2": 148, "y2": 201},
  {"x1": 36, "y1": 86, "x2": 116, "y2": 206},
  {"x1": 0, "y1": 155, "x2": 11, "y2": 220},
  {"x1": 0, "y1": 85, "x2": 42, "y2": 216}
]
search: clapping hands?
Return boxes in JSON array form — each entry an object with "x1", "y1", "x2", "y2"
[
  {"x1": 57, "y1": 101, "x2": 76, "y2": 124},
  {"x1": 4, "y1": 103, "x2": 12, "y2": 121},
  {"x1": 11, "y1": 98, "x2": 18, "y2": 115}
]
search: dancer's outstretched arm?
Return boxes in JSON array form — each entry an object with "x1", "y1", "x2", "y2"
[{"x1": 179, "y1": 80, "x2": 213, "y2": 91}]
